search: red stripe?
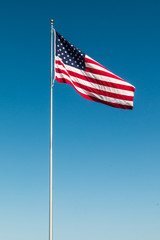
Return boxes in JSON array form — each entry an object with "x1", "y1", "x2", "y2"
[
  {"x1": 85, "y1": 66, "x2": 130, "y2": 83},
  {"x1": 56, "y1": 64, "x2": 135, "y2": 92},
  {"x1": 56, "y1": 76, "x2": 133, "y2": 110},
  {"x1": 85, "y1": 56, "x2": 111, "y2": 71},
  {"x1": 56, "y1": 69, "x2": 133, "y2": 101},
  {"x1": 56, "y1": 66, "x2": 71, "y2": 79},
  {"x1": 56, "y1": 59, "x2": 66, "y2": 68},
  {"x1": 55, "y1": 77, "x2": 66, "y2": 84}
]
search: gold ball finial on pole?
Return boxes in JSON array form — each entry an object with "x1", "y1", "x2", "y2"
[{"x1": 51, "y1": 19, "x2": 54, "y2": 28}]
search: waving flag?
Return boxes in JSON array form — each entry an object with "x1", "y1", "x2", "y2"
[{"x1": 55, "y1": 32, "x2": 135, "y2": 109}]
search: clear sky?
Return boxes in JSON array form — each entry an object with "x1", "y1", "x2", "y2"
[{"x1": 0, "y1": 0, "x2": 160, "y2": 240}]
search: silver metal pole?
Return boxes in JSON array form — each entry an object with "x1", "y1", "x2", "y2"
[{"x1": 50, "y1": 19, "x2": 54, "y2": 240}]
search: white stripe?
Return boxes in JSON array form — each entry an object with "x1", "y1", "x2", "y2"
[
  {"x1": 85, "y1": 55, "x2": 112, "y2": 73},
  {"x1": 55, "y1": 61, "x2": 66, "y2": 72},
  {"x1": 56, "y1": 72, "x2": 133, "y2": 106},
  {"x1": 85, "y1": 62, "x2": 111, "y2": 73},
  {"x1": 55, "y1": 56, "x2": 134, "y2": 88},
  {"x1": 56, "y1": 72, "x2": 72, "y2": 82},
  {"x1": 56, "y1": 65, "x2": 134, "y2": 97}
]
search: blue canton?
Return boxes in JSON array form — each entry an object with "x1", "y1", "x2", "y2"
[{"x1": 56, "y1": 32, "x2": 85, "y2": 70}]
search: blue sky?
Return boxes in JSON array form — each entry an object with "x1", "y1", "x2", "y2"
[{"x1": 0, "y1": 0, "x2": 160, "y2": 239}]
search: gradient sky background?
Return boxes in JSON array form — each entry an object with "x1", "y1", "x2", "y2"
[{"x1": 0, "y1": 0, "x2": 160, "y2": 240}]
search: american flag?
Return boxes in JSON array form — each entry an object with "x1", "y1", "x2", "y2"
[{"x1": 55, "y1": 32, "x2": 135, "y2": 109}]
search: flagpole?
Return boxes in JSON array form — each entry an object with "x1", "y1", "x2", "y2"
[{"x1": 50, "y1": 19, "x2": 54, "y2": 240}]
